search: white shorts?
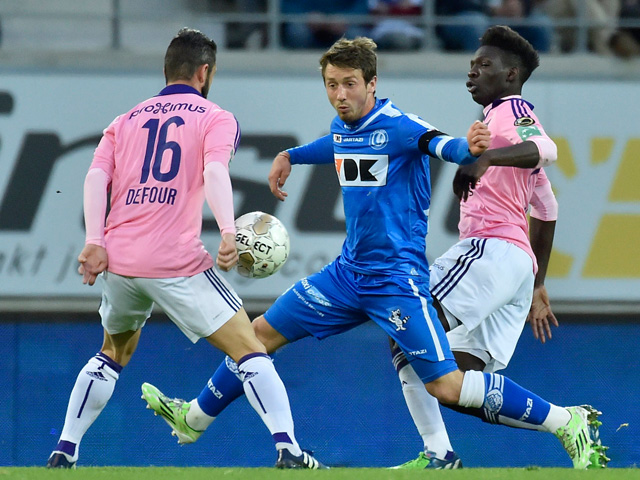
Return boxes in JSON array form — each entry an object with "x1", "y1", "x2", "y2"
[
  {"x1": 430, "y1": 237, "x2": 534, "y2": 372},
  {"x1": 98, "y1": 267, "x2": 243, "y2": 344}
]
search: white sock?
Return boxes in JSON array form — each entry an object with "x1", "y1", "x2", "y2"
[
  {"x1": 238, "y1": 354, "x2": 302, "y2": 456},
  {"x1": 542, "y1": 405, "x2": 572, "y2": 433},
  {"x1": 185, "y1": 399, "x2": 216, "y2": 431},
  {"x1": 57, "y1": 354, "x2": 120, "y2": 460},
  {"x1": 458, "y1": 370, "x2": 485, "y2": 408},
  {"x1": 398, "y1": 364, "x2": 453, "y2": 458}
]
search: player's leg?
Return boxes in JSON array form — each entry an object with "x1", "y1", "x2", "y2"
[
  {"x1": 366, "y1": 275, "x2": 461, "y2": 469},
  {"x1": 141, "y1": 265, "x2": 360, "y2": 468},
  {"x1": 424, "y1": 365, "x2": 606, "y2": 468},
  {"x1": 379, "y1": 273, "x2": 605, "y2": 469},
  {"x1": 161, "y1": 312, "x2": 291, "y2": 439},
  {"x1": 139, "y1": 269, "x2": 318, "y2": 466},
  {"x1": 48, "y1": 273, "x2": 151, "y2": 468},
  {"x1": 388, "y1": 339, "x2": 460, "y2": 469}
]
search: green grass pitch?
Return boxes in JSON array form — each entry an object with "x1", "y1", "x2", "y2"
[{"x1": 2, "y1": 467, "x2": 639, "y2": 480}]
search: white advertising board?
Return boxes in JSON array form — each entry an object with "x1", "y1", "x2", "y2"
[{"x1": 0, "y1": 73, "x2": 638, "y2": 307}]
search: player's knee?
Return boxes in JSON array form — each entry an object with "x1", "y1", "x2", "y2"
[
  {"x1": 453, "y1": 351, "x2": 486, "y2": 371},
  {"x1": 425, "y1": 370, "x2": 463, "y2": 404},
  {"x1": 252, "y1": 315, "x2": 287, "y2": 353}
]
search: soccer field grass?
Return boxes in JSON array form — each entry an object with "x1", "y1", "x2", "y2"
[{"x1": 2, "y1": 467, "x2": 639, "y2": 480}]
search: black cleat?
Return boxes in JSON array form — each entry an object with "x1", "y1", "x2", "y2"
[
  {"x1": 47, "y1": 452, "x2": 76, "y2": 469},
  {"x1": 275, "y1": 449, "x2": 329, "y2": 469}
]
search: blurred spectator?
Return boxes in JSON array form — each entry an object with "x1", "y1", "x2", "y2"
[
  {"x1": 227, "y1": 0, "x2": 268, "y2": 49},
  {"x1": 543, "y1": 0, "x2": 638, "y2": 55},
  {"x1": 491, "y1": 0, "x2": 553, "y2": 52},
  {"x1": 435, "y1": 0, "x2": 552, "y2": 52},
  {"x1": 435, "y1": 0, "x2": 491, "y2": 51},
  {"x1": 369, "y1": 0, "x2": 424, "y2": 50},
  {"x1": 281, "y1": 0, "x2": 370, "y2": 49},
  {"x1": 613, "y1": 0, "x2": 640, "y2": 56}
]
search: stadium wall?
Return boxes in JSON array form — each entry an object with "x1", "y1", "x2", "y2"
[{"x1": 0, "y1": 315, "x2": 637, "y2": 467}]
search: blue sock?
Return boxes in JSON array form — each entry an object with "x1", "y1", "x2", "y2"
[
  {"x1": 483, "y1": 373, "x2": 551, "y2": 426},
  {"x1": 197, "y1": 356, "x2": 245, "y2": 417}
]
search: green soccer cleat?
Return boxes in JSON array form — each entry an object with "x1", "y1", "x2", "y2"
[
  {"x1": 141, "y1": 382, "x2": 203, "y2": 444},
  {"x1": 389, "y1": 450, "x2": 463, "y2": 469},
  {"x1": 555, "y1": 405, "x2": 608, "y2": 469}
]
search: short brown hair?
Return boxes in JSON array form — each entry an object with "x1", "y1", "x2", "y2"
[{"x1": 319, "y1": 37, "x2": 378, "y2": 84}]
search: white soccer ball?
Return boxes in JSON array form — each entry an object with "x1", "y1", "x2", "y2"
[{"x1": 234, "y1": 211, "x2": 290, "y2": 279}]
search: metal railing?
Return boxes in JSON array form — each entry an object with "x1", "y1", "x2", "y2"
[{"x1": 0, "y1": 0, "x2": 639, "y2": 54}]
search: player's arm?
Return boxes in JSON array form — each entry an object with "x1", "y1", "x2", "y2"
[
  {"x1": 417, "y1": 121, "x2": 490, "y2": 166},
  {"x1": 78, "y1": 168, "x2": 110, "y2": 285},
  {"x1": 527, "y1": 174, "x2": 559, "y2": 343},
  {"x1": 454, "y1": 121, "x2": 557, "y2": 200},
  {"x1": 78, "y1": 120, "x2": 118, "y2": 286},
  {"x1": 203, "y1": 111, "x2": 241, "y2": 271},
  {"x1": 269, "y1": 134, "x2": 333, "y2": 201}
]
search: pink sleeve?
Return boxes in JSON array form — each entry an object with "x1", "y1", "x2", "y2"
[
  {"x1": 203, "y1": 110, "x2": 240, "y2": 167},
  {"x1": 203, "y1": 162, "x2": 236, "y2": 235},
  {"x1": 90, "y1": 116, "x2": 119, "y2": 175},
  {"x1": 83, "y1": 167, "x2": 111, "y2": 247},
  {"x1": 530, "y1": 170, "x2": 558, "y2": 221},
  {"x1": 529, "y1": 136, "x2": 557, "y2": 168}
]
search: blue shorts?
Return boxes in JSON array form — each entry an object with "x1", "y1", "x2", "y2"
[{"x1": 264, "y1": 259, "x2": 458, "y2": 383}]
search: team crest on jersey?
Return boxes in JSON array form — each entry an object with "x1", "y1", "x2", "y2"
[
  {"x1": 514, "y1": 116, "x2": 535, "y2": 126},
  {"x1": 369, "y1": 129, "x2": 389, "y2": 150},
  {"x1": 389, "y1": 308, "x2": 410, "y2": 331},
  {"x1": 333, "y1": 134, "x2": 342, "y2": 143}
]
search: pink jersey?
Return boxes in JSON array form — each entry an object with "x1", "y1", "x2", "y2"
[
  {"x1": 90, "y1": 84, "x2": 240, "y2": 278},
  {"x1": 458, "y1": 95, "x2": 557, "y2": 273}
]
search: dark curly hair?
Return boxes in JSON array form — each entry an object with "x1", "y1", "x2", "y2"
[
  {"x1": 164, "y1": 28, "x2": 217, "y2": 84},
  {"x1": 480, "y1": 25, "x2": 539, "y2": 83}
]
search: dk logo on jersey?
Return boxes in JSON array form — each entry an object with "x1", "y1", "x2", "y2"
[{"x1": 334, "y1": 154, "x2": 388, "y2": 186}]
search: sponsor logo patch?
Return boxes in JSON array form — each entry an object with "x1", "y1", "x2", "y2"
[{"x1": 514, "y1": 116, "x2": 535, "y2": 126}]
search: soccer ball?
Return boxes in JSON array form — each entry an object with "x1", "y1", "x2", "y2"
[{"x1": 234, "y1": 211, "x2": 290, "y2": 279}]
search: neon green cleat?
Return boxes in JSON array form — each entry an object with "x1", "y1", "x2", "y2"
[
  {"x1": 555, "y1": 405, "x2": 608, "y2": 469},
  {"x1": 141, "y1": 382, "x2": 203, "y2": 444},
  {"x1": 389, "y1": 450, "x2": 462, "y2": 469}
]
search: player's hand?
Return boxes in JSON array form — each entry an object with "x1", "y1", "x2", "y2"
[
  {"x1": 466, "y1": 120, "x2": 491, "y2": 156},
  {"x1": 216, "y1": 233, "x2": 239, "y2": 272},
  {"x1": 268, "y1": 152, "x2": 292, "y2": 202},
  {"x1": 527, "y1": 285, "x2": 559, "y2": 344},
  {"x1": 452, "y1": 156, "x2": 489, "y2": 202},
  {"x1": 77, "y1": 244, "x2": 108, "y2": 286}
]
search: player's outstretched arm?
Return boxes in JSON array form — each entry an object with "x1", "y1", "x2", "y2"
[
  {"x1": 268, "y1": 152, "x2": 292, "y2": 201},
  {"x1": 453, "y1": 140, "x2": 543, "y2": 202}
]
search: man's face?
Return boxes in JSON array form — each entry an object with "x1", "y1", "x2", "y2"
[
  {"x1": 467, "y1": 46, "x2": 513, "y2": 107},
  {"x1": 323, "y1": 64, "x2": 376, "y2": 123}
]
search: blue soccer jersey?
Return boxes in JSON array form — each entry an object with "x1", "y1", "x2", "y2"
[{"x1": 288, "y1": 98, "x2": 476, "y2": 278}]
